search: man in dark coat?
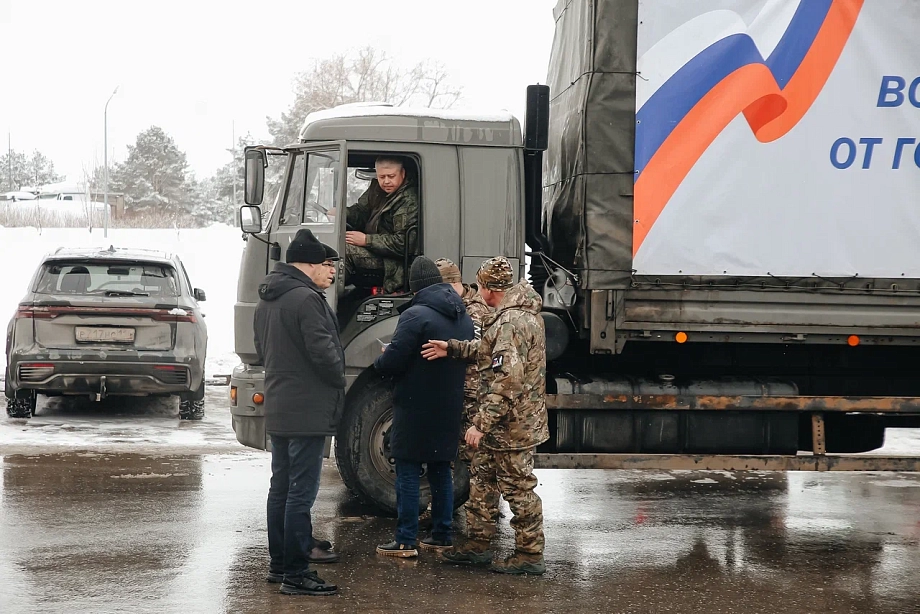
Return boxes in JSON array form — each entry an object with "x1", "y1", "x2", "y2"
[
  {"x1": 373, "y1": 256, "x2": 474, "y2": 558},
  {"x1": 253, "y1": 229, "x2": 344, "y2": 596}
]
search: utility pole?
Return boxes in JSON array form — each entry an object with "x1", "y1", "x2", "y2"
[
  {"x1": 232, "y1": 120, "x2": 237, "y2": 207},
  {"x1": 7, "y1": 132, "x2": 11, "y2": 191},
  {"x1": 103, "y1": 86, "x2": 119, "y2": 238}
]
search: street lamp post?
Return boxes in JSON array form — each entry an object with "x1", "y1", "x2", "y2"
[{"x1": 103, "y1": 86, "x2": 118, "y2": 238}]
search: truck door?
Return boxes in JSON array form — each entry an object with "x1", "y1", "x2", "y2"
[{"x1": 269, "y1": 141, "x2": 347, "y2": 310}]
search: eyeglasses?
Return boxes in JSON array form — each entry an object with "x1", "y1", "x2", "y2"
[{"x1": 321, "y1": 262, "x2": 336, "y2": 268}]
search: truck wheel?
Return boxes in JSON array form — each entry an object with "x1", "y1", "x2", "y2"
[
  {"x1": 6, "y1": 392, "x2": 36, "y2": 419},
  {"x1": 335, "y1": 378, "x2": 470, "y2": 516},
  {"x1": 825, "y1": 415, "x2": 885, "y2": 453}
]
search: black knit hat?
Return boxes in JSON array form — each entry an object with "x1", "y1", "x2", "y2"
[
  {"x1": 286, "y1": 229, "x2": 339, "y2": 264},
  {"x1": 409, "y1": 256, "x2": 443, "y2": 293}
]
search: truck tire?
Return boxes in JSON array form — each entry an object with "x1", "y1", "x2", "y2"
[
  {"x1": 6, "y1": 392, "x2": 36, "y2": 419},
  {"x1": 335, "y1": 377, "x2": 470, "y2": 516},
  {"x1": 798, "y1": 414, "x2": 886, "y2": 453},
  {"x1": 825, "y1": 415, "x2": 885, "y2": 453}
]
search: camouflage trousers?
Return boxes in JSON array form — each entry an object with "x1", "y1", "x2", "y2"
[
  {"x1": 343, "y1": 244, "x2": 384, "y2": 282},
  {"x1": 466, "y1": 446, "x2": 544, "y2": 555}
]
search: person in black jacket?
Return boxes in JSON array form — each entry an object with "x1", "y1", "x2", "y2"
[
  {"x1": 374, "y1": 256, "x2": 475, "y2": 558},
  {"x1": 253, "y1": 229, "x2": 344, "y2": 597}
]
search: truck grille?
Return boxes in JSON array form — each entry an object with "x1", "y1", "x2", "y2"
[
  {"x1": 154, "y1": 366, "x2": 188, "y2": 385},
  {"x1": 18, "y1": 363, "x2": 54, "y2": 382}
]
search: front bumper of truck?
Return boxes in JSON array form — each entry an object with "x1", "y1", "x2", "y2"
[{"x1": 230, "y1": 363, "x2": 267, "y2": 451}]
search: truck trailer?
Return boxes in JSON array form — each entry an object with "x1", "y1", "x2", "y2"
[{"x1": 231, "y1": 0, "x2": 920, "y2": 513}]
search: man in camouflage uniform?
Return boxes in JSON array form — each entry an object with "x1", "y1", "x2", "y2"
[
  {"x1": 435, "y1": 258, "x2": 493, "y2": 465},
  {"x1": 422, "y1": 257, "x2": 548, "y2": 575},
  {"x1": 344, "y1": 157, "x2": 419, "y2": 294}
]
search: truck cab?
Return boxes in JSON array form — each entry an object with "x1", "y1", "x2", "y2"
[{"x1": 230, "y1": 104, "x2": 528, "y2": 512}]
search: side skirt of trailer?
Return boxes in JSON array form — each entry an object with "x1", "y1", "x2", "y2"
[{"x1": 538, "y1": 394, "x2": 920, "y2": 471}]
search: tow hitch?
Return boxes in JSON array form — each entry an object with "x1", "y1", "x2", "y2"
[{"x1": 95, "y1": 375, "x2": 107, "y2": 402}]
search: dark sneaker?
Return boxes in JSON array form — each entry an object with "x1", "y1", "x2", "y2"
[
  {"x1": 419, "y1": 536, "x2": 452, "y2": 552},
  {"x1": 279, "y1": 571, "x2": 338, "y2": 596},
  {"x1": 266, "y1": 570, "x2": 283, "y2": 584},
  {"x1": 376, "y1": 540, "x2": 418, "y2": 558},
  {"x1": 313, "y1": 537, "x2": 333, "y2": 551},
  {"x1": 308, "y1": 546, "x2": 340, "y2": 564},
  {"x1": 489, "y1": 553, "x2": 546, "y2": 575},
  {"x1": 441, "y1": 547, "x2": 493, "y2": 566}
]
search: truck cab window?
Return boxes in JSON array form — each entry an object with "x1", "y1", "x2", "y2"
[
  {"x1": 280, "y1": 150, "x2": 340, "y2": 225},
  {"x1": 348, "y1": 168, "x2": 372, "y2": 205},
  {"x1": 279, "y1": 152, "x2": 306, "y2": 226},
  {"x1": 303, "y1": 151, "x2": 339, "y2": 224}
]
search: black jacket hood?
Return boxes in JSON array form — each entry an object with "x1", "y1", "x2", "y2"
[
  {"x1": 407, "y1": 283, "x2": 465, "y2": 319},
  {"x1": 258, "y1": 262, "x2": 319, "y2": 301}
]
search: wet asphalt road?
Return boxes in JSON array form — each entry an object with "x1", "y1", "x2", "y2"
[{"x1": 1, "y1": 392, "x2": 920, "y2": 613}]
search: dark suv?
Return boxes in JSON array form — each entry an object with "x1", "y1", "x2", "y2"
[{"x1": 5, "y1": 246, "x2": 208, "y2": 419}]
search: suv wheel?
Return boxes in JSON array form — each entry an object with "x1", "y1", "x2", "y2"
[
  {"x1": 179, "y1": 381, "x2": 205, "y2": 420},
  {"x1": 6, "y1": 393, "x2": 36, "y2": 419},
  {"x1": 179, "y1": 398, "x2": 205, "y2": 420}
]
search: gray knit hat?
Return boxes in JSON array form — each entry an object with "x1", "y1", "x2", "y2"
[{"x1": 409, "y1": 256, "x2": 443, "y2": 293}]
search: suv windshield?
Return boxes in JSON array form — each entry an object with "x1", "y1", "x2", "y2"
[{"x1": 35, "y1": 262, "x2": 180, "y2": 297}]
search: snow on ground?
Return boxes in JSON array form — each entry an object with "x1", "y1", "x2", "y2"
[{"x1": 0, "y1": 225, "x2": 244, "y2": 378}]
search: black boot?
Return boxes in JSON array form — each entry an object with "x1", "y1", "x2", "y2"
[
  {"x1": 308, "y1": 546, "x2": 340, "y2": 564},
  {"x1": 280, "y1": 571, "x2": 338, "y2": 596}
]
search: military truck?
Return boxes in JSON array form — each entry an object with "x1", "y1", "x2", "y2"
[{"x1": 231, "y1": 0, "x2": 920, "y2": 513}]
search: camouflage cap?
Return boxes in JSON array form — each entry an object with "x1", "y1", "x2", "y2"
[
  {"x1": 476, "y1": 257, "x2": 514, "y2": 291},
  {"x1": 435, "y1": 258, "x2": 462, "y2": 284}
]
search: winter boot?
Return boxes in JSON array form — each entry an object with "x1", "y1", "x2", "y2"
[
  {"x1": 279, "y1": 571, "x2": 338, "y2": 596},
  {"x1": 440, "y1": 540, "x2": 492, "y2": 565},
  {"x1": 419, "y1": 536, "x2": 452, "y2": 552},
  {"x1": 489, "y1": 552, "x2": 546, "y2": 575},
  {"x1": 376, "y1": 540, "x2": 418, "y2": 558}
]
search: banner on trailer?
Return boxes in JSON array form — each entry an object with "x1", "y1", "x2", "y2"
[{"x1": 634, "y1": 0, "x2": 920, "y2": 278}]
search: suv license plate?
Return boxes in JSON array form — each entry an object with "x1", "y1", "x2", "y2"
[{"x1": 75, "y1": 327, "x2": 135, "y2": 343}]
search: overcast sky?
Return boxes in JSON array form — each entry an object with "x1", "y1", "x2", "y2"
[{"x1": 0, "y1": 0, "x2": 558, "y2": 183}]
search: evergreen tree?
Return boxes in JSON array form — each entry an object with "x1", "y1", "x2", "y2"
[
  {"x1": 0, "y1": 149, "x2": 63, "y2": 192},
  {"x1": 194, "y1": 134, "x2": 254, "y2": 225},
  {"x1": 111, "y1": 126, "x2": 195, "y2": 221}
]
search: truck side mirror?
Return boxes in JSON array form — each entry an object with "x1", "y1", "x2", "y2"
[
  {"x1": 239, "y1": 205, "x2": 263, "y2": 234},
  {"x1": 244, "y1": 147, "x2": 266, "y2": 205},
  {"x1": 524, "y1": 84, "x2": 550, "y2": 151},
  {"x1": 193, "y1": 288, "x2": 207, "y2": 302}
]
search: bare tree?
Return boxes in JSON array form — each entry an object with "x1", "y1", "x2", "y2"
[
  {"x1": 267, "y1": 46, "x2": 463, "y2": 146},
  {"x1": 417, "y1": 60, "x2": 462, "y2": 108}
]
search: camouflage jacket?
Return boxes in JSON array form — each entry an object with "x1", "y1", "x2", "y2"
[
  {"x1": 346, "y1": 180, "x2": 419, "y2": 294},
  {"x1": 447, "y1": 281, "x2": 548, "y2": 451},
  {"x1": 460, "y1": 284, "x2": 493, "y2": 402}
]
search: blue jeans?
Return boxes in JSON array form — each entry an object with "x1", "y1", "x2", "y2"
[
  {"x1": 395, "y1": 459, "x2": 453, "y2": 545},
  {"x1": 267, "y1": 435, "x2": 325, "y2": 577}
]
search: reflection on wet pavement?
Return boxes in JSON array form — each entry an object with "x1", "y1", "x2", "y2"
[
  {"x1": 0, "y1": 387, "x2": 240, "y2": 455},
  {"x1": 1, "y1": 451, "x2": 919, "y2": 614}
]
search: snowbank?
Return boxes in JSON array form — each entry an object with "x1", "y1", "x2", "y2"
[{"x1": 0, "y1": 225, "x2": 245, "y2": 378}]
